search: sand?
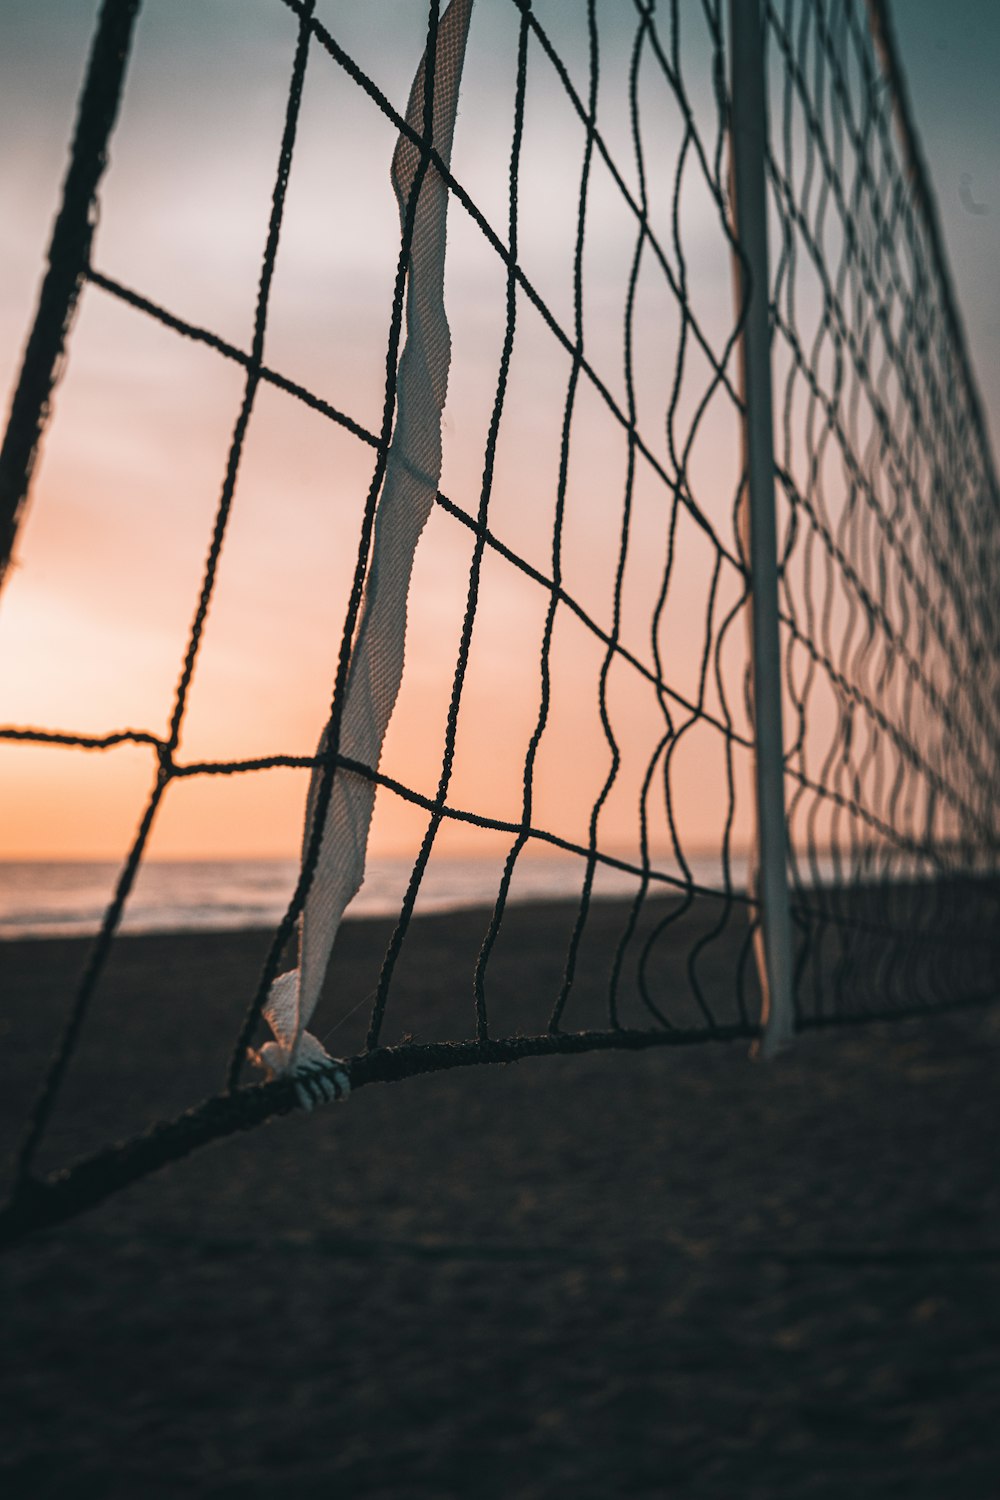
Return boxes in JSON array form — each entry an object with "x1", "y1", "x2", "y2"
[{"x1": 1, "y1": 899, "x2": 999, "y2": 1497}]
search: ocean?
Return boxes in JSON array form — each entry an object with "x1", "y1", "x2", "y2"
[{"x1": 0, "y1": 852, "x2": 755, "y2": 941}]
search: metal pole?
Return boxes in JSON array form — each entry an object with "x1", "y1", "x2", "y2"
[
  {"x1": 728, "y1": 0, "x2": 795, "y2": 1056},
  {"x1": 0, "y1": 0, "x2": 142, "y2": 593}
]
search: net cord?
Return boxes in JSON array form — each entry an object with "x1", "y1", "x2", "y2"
[{"x1": 0, "y1": 0, "x2": 142, "y2": 590}]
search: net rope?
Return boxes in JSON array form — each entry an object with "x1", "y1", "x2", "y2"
[
  {"x1": 1, "y1": 0, "x2": 998, "y2": 1245},
  {"x1": 763, "y1": 0, "x2": 1000, "y2": 1025}
]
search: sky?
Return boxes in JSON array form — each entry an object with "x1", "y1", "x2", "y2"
[{"x1": 0, "y1": 0, "x2": 997, "y2": 868}]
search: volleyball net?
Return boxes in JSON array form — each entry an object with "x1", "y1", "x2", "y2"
[
  {"x1": 765, "y1": 1, "x2": 1000, "y2": 1025},
  {"x1": 1, "y1": 0, "x2": 998, "y2": 1243}
]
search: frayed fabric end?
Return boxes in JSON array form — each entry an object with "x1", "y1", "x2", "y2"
[{"x1": 249, "y1": 1030, "x2": 351, "y2": 1112}]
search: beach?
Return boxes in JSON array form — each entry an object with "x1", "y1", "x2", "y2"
[{"x1": 1, "y1": 901, "x2": 999, "y2": 1497}]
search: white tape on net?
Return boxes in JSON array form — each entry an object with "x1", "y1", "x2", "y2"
[{"x1": 253, "y1": 0, "x2": 473, "y2": 1093}]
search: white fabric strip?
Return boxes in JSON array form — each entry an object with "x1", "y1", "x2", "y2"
[{"x1": 255, "y1": 0, "x2": 474, "y2": 1090}]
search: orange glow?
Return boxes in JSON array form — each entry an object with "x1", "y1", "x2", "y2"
[{"x1": 1, "y1": 2, "x2": 759, "y2": 871}]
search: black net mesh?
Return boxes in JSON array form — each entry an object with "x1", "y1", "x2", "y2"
[
  {"x1": 0, "y1": 0, "x2": 997, "y2": 1241},
  {"x1": 763, "y1": 0, "x2": 1000, "y2": 1025}
]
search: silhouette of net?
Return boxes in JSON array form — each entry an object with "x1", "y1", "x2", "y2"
[
  {"x1": 763, "y1": 0, "x2": 1000, "y2": 1026},
  {"x1": 0, "y1": 0, "x2": 997, "y2": 1243}
]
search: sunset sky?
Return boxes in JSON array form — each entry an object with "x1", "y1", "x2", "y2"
[{"x1": 0, "y1": 0, "x2": 997, "y2": 869}]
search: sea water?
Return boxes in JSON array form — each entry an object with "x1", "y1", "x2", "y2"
[{"x1": 0, "y1": 851, "x2": 758, "y2": 940}]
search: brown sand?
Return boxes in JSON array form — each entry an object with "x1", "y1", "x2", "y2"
[{"x1": 1, "y1": 900, "x2": 999, "y2": 1498}]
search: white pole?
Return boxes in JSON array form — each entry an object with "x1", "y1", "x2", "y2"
[{"x1": 728, "y1": 0, "x2": 795, "y2": 1056}]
